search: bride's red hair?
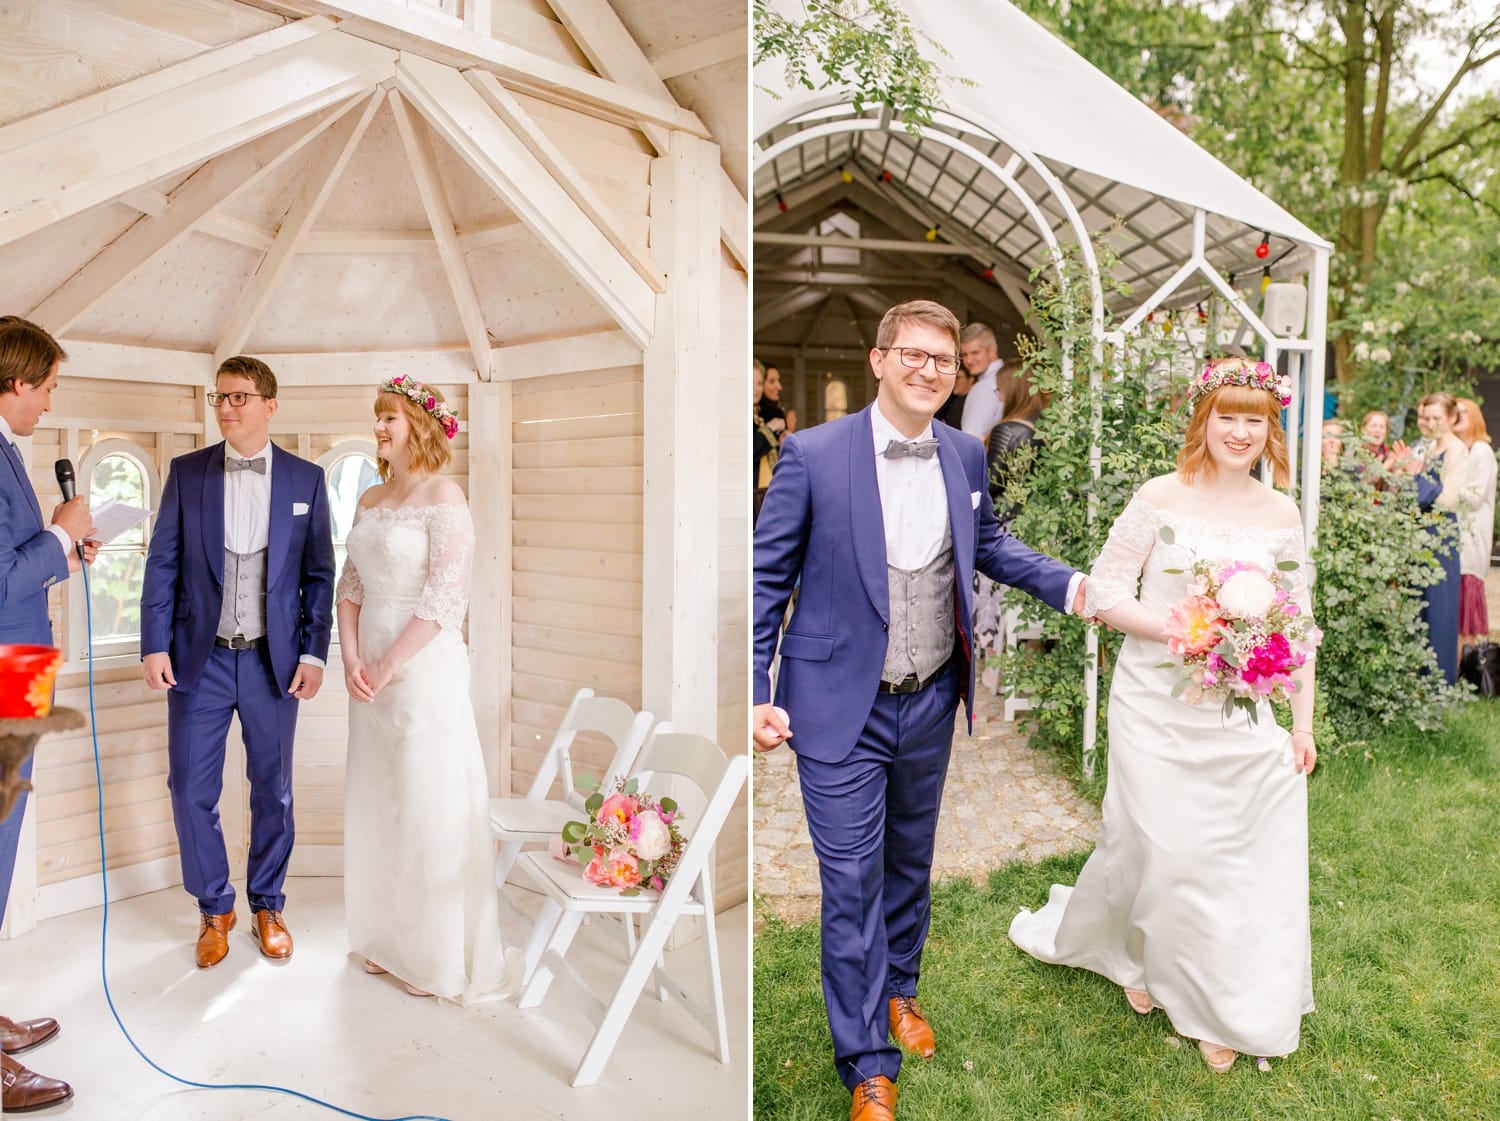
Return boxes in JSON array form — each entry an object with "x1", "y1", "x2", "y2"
[{"x1": 1177, "y1": 383, "x2": 1290, "y2": 487}]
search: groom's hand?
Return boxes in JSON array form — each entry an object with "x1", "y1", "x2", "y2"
[
  {"x1": 142, "y1": 652, "x2": 176, "y2": 691},
  {"x1": 753, "y1": 703, "x2": 791, "y2": 752},
  {"x1": 288, "y1": 663, "x2": 324, "y2": 700}
]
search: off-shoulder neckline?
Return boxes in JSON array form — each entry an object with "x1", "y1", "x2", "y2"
[
  {"x1": 357, "y1": 501, "x2": 467, "y2": 515},
  {"x1": 1130, "y1": 497, "x2": 1303, "y2": 537}
]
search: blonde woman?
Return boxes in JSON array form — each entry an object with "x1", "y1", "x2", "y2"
[
  {"x1": 336, "y1": 376, "x2": 523, "y2": 1002},
  {"x1": 1454, "y1": 398, "x2": 1497, "y2": 648},
  {"x1": 1012, "y1": 358, "x2": 1317, "y2": 1074}
]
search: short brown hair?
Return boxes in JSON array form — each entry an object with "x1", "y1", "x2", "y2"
[
  {"x1": 1418, "y1": 391, "x2": 1458, "y2": 420},
  {"x1": 876, "y1": 300, "x2": 961, "y2": 354},
  {"x1": 0, "y1": 316, "x2": 66, "y2": 395},
  {"x1": 216, "y1": 355, "x2": 278, "y2": 399},
  {"x1": 374, "y1": 386, "x2": 453, "y2": 481},
  {"x1": 1177, "y1": 383, "x2": 1290, "y2": 488}
]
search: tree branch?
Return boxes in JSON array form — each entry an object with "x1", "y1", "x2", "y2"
[
  {"x1": 1397, "y1": 113, "x2": 1500, "y2": 177},
  {"x1": 1391, "y1": 36, "x2": 1500, "y2": 170},
  {"x1": 1405, "y1": 170, "x2": 1500, "y2": 219}
]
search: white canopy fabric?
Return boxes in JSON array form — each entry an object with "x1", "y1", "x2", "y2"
[{"x1": 755, "y1": 0, "x2": 1329, "y2": 250}]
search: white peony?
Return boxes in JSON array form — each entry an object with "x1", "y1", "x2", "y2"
[
  {"x1": 632, "y1": 809, "x2": 671, "y2": 861},
  {"x1": 1217, "y1": 570, "x2": 1278, "y2": 618}
]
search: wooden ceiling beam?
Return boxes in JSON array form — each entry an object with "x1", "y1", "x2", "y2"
[{"x1": 0, "y1": 22, "x2": 396, "y2": 249}]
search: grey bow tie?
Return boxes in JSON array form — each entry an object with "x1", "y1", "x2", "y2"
[
  {"x1": 882, "y1": 438, "x2": 939, "y2": 460},
  {"x1": 228, "y1": 456, "x2": 266, "y2": 474}
]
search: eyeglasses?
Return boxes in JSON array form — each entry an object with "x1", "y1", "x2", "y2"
[
  {"x1": 207, "y1": 391, "x2": 270, "y2": 407},
  {"x1": 878, "y1": 347, "x2": 961, "y2": 376}
]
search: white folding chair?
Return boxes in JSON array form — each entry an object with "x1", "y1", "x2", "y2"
[
  {"x1": 515, "y1": 729, "x2": 750, "y2": 1087},
  {"x1": 491, "y1": 688, "x2": 654, "y2": 888}
]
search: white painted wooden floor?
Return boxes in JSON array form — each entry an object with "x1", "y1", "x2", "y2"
[{"x1": 0, "y1": 877, "x2": 748, "y2": 1120}]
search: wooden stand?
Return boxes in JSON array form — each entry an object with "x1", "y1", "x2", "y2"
[{"x1": 0, "y1": 709, "x2": 86, "y2": 823}]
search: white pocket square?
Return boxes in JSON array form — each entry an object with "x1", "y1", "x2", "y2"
[
  {"x1": 971, "y1": 491, "x2": 982, "y2": 509},
  {"x1": 292, "y1": 502, "x2": 310, "y2": 516}
]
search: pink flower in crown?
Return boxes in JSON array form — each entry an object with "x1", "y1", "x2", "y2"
[
  {"x1": 1254, "y1": 361, "x2": 1274, "y2": 377},
  {"x1": 391, "y1": 375, "x2": 406, "y2": 386},
  {"x1": 424, "y1": 395, "x2": 436, "y2": 408}
]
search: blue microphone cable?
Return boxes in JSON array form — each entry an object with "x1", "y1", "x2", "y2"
[{"x1": 78, "y1": 561, "x2": 459, "y2": 1121}]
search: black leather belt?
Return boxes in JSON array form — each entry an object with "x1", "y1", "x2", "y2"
[
  {"x1": 215, "y1": 635, "x2": 265, "y2": 651},
  {"x1": 880, "y1": 659, "x2": 950, "y2": 695}
]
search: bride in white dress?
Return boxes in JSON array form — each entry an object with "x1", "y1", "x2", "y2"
[
  {"x1": 335, "y1": 376, "x2": 523, "y2": 1003},
  {"x1": 1010, "y1": 358, "x2": 1318, "y2": 1072}
]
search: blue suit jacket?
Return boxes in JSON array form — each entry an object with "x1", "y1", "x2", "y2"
[
  {"x1": 0, "y1": 439, "x2": 67, "y2": 647},
  {"x1": 140, "y1": 441, "x2": 335, "y2": 692},
  {"x1": 753, "y1": 406, "x2": 1078, "y2": 764}
]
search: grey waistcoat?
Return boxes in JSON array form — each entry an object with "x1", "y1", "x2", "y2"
[
  {"x1": 881, "y1": 526, "x2": 956, "y2": 684},
  {"x1": 217, "y1": 548, "x2": 268, "y2": 641}
]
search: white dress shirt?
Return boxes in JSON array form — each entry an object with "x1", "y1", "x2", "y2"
[
  {"x1": 960, "y1": 358, "x2": 1005, "y2": 441},
  {"x1": 223, "y1": 440, "x2": 323, "y2": 668},
  {"x1": 0, "y1": 413, "x2": 73, "y2": 558},
  {"x1": 224, "y1": 440, "x2": 272, "y2": 554},
  {"x1": 871, "y1": 402, "x2": 950, "y2": 571}
]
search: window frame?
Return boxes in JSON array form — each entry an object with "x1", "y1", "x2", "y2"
[
  {"x1": 318, "y1": 438, "x2": 380, "y2": 646},
  {"x1": 66, "y1": 439, "x2": 161, "y2": 667}
]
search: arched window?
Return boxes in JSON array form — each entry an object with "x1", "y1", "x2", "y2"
[
  {"x1": 72, "y1": 440, "x2": 159, "y2": 660},
  {"x1": 824, "y1": 378, "x2": 849, "y2": 422},
  {"x1": 319, "y1": 441, "x2": 381, "y2": 627}
]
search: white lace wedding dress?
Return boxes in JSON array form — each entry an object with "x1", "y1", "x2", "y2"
[
  {"x1": 1009, "y1": 497, "x2": 1315, "y2": 1057},
  {"x1": 337, "y1": 503, "x2": 523, "y2": 1003}
]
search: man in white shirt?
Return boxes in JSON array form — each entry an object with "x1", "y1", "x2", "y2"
[
  {"x1": 141, "y1": 356, "x2": 335, "y2": 969},
  {"x1": 958, "y1": 322, "x2": 1005, "y2": 445},
  {"x1": 752, "y1": 300, "x2": 1087, "y2": 1121}
]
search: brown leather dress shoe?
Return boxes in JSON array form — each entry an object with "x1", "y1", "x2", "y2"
[
  {"x1": 888, "y1": 995, "x2": 935, "y2": 1059},
  {"x1": 849, "y1": 1074, "x2": 897, "y2": 1121},
  {"x1": 1, "y1": 1053, "x2": 73, "y2": 1112},
  {"x1": 0, "y1": 1015, "x2": 59, "y2": 1056},
  {"x1": 252, "y1": 909, "x2": 292, "y2": 959},
  {"x1": 195, "y1": 909, "x2": 236, "y2": 968}
]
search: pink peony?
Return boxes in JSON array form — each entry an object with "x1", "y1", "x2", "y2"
[
  {"x1": 597, "y1": 792, "x2": 641, "y2": 827},
  {"x1": 1165, "y1": 595, "x2": 1225, "y2": 658},
  {"x1": 1243, "y1": 633, "x2": 1294, "y2": 684},
  {"x1": 584, "y1": 847, "x2": 641, "y2": 889}
]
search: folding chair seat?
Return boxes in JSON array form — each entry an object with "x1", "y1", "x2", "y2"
[{"x1": 514, "y1": 729, "x2": 749, "y2": 1086}]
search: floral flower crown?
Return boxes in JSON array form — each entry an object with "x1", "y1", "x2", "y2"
[
  {"x1": 1189, "y1": 357, "x2": 1292, "y2": 409},
  {"x1": 382, "y1": 374, "x2": 459, "y2": 439}
]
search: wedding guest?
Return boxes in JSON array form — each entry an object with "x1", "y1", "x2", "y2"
[
  {"x1": 1012, "y1": 357, "x2": 1317, "y2": 1074},
  {"x1": 1319, "y1": 419, "x2": 1346, "y2": 472},
  {"x1": 1454, "y1": 398, "x2": 1497, "y2": 650},
  {"x1": 762, "y1": 365, "x2": 796, "y2": 435},
  {"x1": 1360, "y1": 409, "x2": 1392, "y2": 462},
  {"x1": 933, "y1": 363, "x2": 974, "y2": 428},
  {"x1": 986, "y1": 369, "x2": 1049, "y2": 530},
  {"x1": 1393, "y1": 393, "x2": 1468, "y2": 682},
  {"x1": 957, "y1": 323, "x2": 1004, "y2": 445},
  {"x1": 753, "y1": 359, "x2": 780, "y2": 491},
  {"x1": 0, "y1": 315, "x2": 97, "y2": 1112},
  {"x1": 141, "y1": 356, "x2": 335, "y2": 967},
  {"x1": 337, "y1": 377, "x2": 523, "y2": 1002}
]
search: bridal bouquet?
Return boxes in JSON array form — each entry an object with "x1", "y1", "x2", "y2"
[
  {"x1": 1159, "y1": 543, "x2": 1322, "y2": 722},
  {"x1": 558, "y1": 776, "x2": 687, "y2": 896}
]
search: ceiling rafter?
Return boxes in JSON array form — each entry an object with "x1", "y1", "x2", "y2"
[
  {"x1": 215, "y1": 88, "x2": 386, "y2": 364},
  {"x1": 389, "y1": 88, "x2": 494, "y2": 381},
  {"x1": 28, "y1": 101, "x2": 357, "y2": 335}
]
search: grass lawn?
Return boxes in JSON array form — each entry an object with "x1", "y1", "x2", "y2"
[{"x1": 752, "y1": 703, "x2": 1500, "y2": 1120}]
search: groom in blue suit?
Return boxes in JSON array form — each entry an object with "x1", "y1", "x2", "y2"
[
  {"x1": 141, "y1": 356, "x2": 334, "y2": 968},
  {"x1": 753, "y1": 301, "x2": 1085, "y2": 1121}
]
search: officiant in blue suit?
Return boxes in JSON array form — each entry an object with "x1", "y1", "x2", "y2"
[
  {"x1": 141, "y1": 355, "x2": 334, "y2": 970},
  {"x1": 751, "y1": 300, "x2": 1087, "y2": 1121},
  {"x1": 0, "y1": 315, "x2": 96, "y2": 1112}
]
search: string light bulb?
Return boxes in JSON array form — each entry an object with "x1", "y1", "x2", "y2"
[
  {"x1": 1255, "y1": 232, "x2": 1270, "y2": 260},
  {"x1": 775, "y1": 191, "x2": 787, "y2": 212},
  {"x1": 983, "y1": 264, "x2": 996, "y2": 279},
  {"x1": 1260, "y1": 267, "x2": 1273, "y2": 294},
  {"x1": 839, "y1": 165, "x2": 853, "y2": 184},
  {"x1": 924, "y1": 225, "x2": 939, "y2": 241},
  {"x1": 880, "y1": 169, "x2": 893, "y2": 181}
]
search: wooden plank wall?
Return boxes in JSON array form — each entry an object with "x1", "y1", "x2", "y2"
[{"x1": 508, "y1": 364, "x2": 645, "y2": 788}]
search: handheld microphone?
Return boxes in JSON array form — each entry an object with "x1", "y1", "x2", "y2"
[{"x1": 54, "y1": 458, "x2": 84, "y2": 558}]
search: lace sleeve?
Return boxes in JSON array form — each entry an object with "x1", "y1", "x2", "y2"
[
  {"x1": 414, "y1": 504, "x2": 474, "y2": 631},
  {"x1": 335, "y1": 510, "x2": 365, "y2": 606},
  {"x1": 1276, "y1": 525, "x2": 1315, "y2": 620},
  {"x1": 1083, "y1": 496, "x2": 1157, "y2": 616}
]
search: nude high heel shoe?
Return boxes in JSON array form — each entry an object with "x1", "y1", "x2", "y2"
[
  {"x1": 1124, "y1": 988, "x2": 1154, "y2": 1015},
  {"x1": 1198, "y1": 1040, "x2": 1237, "y2": 1072}
]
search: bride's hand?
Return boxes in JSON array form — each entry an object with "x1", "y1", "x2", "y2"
[
  {"x1": 1291, "y1": 730, "x2": 1316, "y2": 775},
  {"x1": 344, "y1": 656, "x2": 376, "y2": 703},
  {"x1": 363, "y1": 657, "x2": 394, "y2": 698}
]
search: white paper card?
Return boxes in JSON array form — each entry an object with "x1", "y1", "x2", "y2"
[{"x1": 89, "y1": 498, "x2": 151, "y2": 544}]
